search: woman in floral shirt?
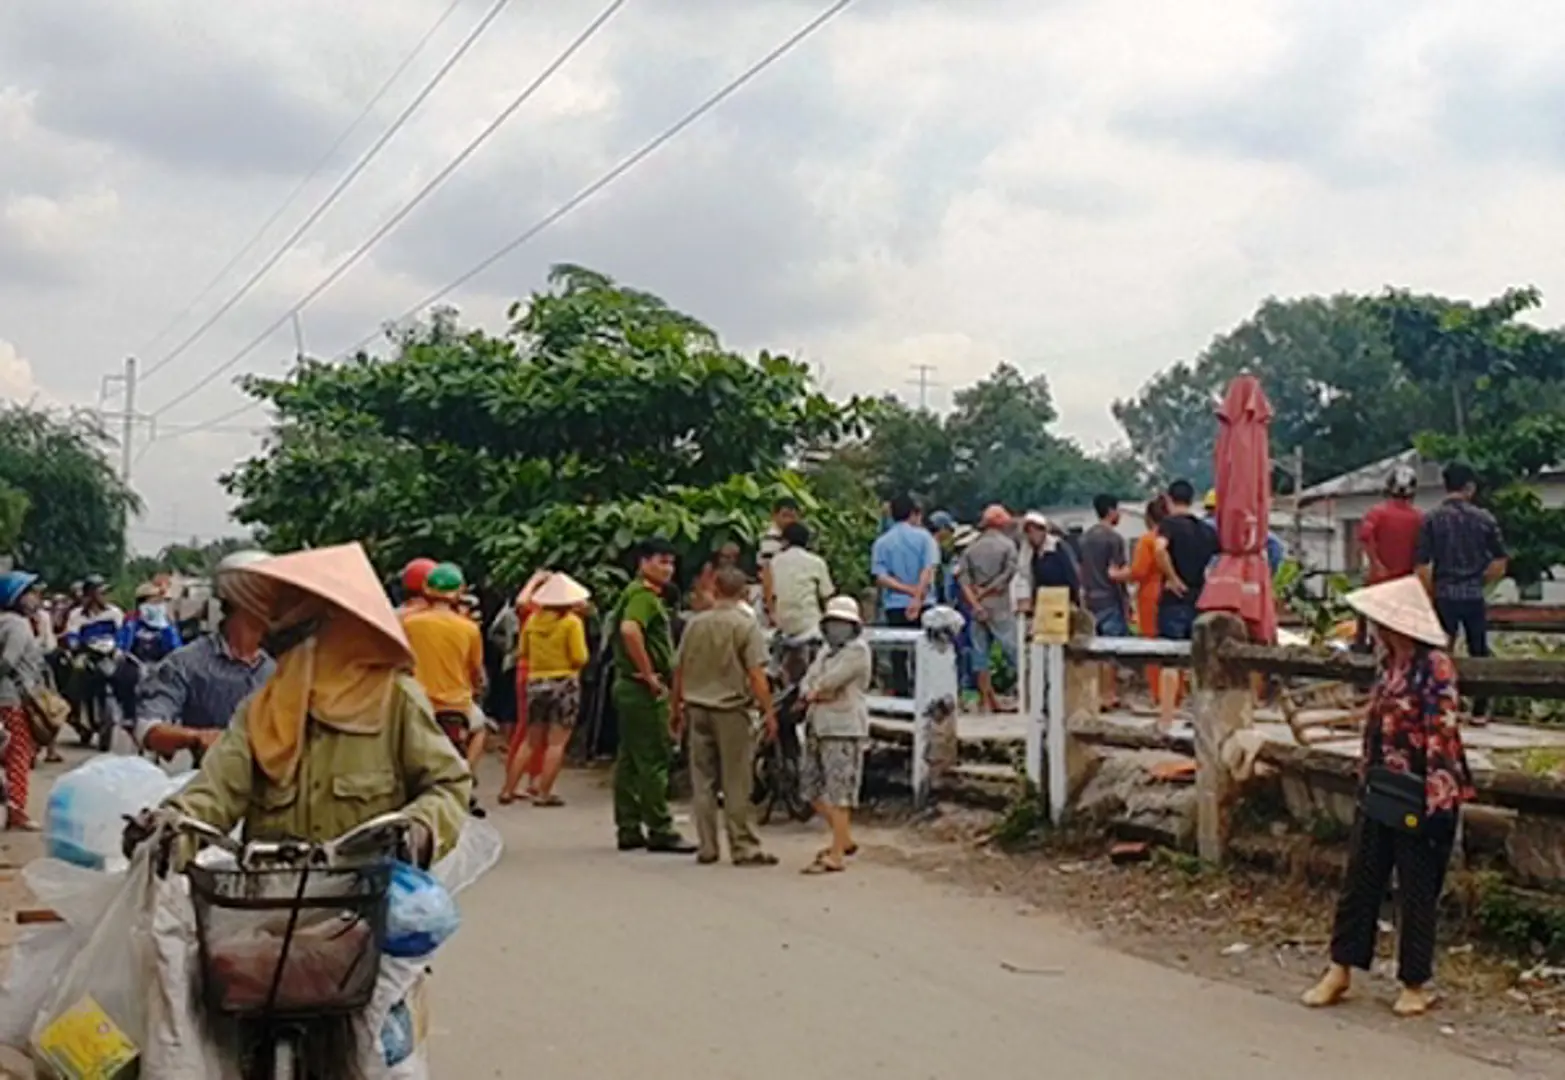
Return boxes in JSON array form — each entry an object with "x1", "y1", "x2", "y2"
[{"x1": 1303, "y1": 576, "x2": 1474, "y2": 1019}]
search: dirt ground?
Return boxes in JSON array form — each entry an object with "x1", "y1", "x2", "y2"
[{"x1": 862, "y1": 801, "x2": 1565, "y2": 1076}]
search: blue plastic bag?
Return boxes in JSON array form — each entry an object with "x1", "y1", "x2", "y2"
[{"x1": 383, "y1": 861, "x2": 459, "y2": 959}]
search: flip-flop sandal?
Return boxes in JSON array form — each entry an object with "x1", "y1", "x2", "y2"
[
  {"x1": 802, "y1": 856, "x2": 844, "y2": 875},
  {"x1": 817, "y1": 844, "x2": 860, "y2": 859},
  {"x1": 535, "y1": 795, "x2": 566, "y2": 808},
  {"x1": 734, "y1": 853, "x2": 779, "y2": 867}
]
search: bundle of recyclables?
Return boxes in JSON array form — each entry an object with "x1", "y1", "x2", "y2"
[{"x1": 1, "y1": 759, "x2": 502, "y2": 1079}]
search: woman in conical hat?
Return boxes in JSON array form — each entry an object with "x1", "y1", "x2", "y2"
[
  {"x1": 508, "y1": 572, "x2": 592, "y2": 807},
  {"x1": 1303, "y1": 575, "x2": 1474, "y2": 1019},
  {"x1": 160, "y1": 543, "x2": 472, "y2": 865}
]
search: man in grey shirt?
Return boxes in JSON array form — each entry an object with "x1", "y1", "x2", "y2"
[
  {"x1": 957, "y1": 505, "x2": 1020, "y2": 713},
  {"x1": 1081, "y1": 494, "x2": 1132, "y2": 708}
]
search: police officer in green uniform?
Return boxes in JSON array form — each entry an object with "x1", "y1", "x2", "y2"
[{"x1": 612, "y1": 539, "x2": 697, "y2": 853}]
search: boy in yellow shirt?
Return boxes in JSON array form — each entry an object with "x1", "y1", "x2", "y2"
[
  {"x1": 402, "y1": 563, "x2": 489, "y2": 811},
  {"x1": 512, "y1": 572, "x2": 591, "y2": 807}
]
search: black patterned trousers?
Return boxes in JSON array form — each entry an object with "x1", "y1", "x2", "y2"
[{"x1": 1329, "y1": 811, "x2": 1457, "y2": 987}]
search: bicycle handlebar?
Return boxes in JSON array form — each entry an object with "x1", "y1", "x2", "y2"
[{"x1": 155, "y1": 808, "x2": 414, "y2": 871}]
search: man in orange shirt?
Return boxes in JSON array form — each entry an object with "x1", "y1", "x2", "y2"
[{"x1": 402, "y1": 562, "x2": 489, "y2": 814}]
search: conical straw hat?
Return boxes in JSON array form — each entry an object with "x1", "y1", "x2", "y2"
[
  {"x1": 234, "y1": 543, "x2": 413, "y2": 663},
  {"x1": 532, "y1": 572, "x2": 590, "y2": 608},
  {"x1": 1344, "y1": 576, "x2": 1448, "y2": 648}
]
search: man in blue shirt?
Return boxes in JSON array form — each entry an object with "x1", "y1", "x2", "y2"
[{"x1": 871, "y1": 494, "x2": 941, "y2": 696}]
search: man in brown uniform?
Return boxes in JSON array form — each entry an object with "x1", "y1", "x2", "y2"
[{"x1": 672, "y1": 567, "x2": 779, "y2": 866}]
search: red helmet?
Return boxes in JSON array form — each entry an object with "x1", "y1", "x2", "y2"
[{"x1": 401, "y1": 558, "x2": 438, "y2": 597}]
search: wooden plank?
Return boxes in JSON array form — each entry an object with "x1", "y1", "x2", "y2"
[
  {"x1": 1066, "y1": 635, "x2": 1192, "y2": 667},
  {"x1": 1218, "y1": 641, "x2": 1565, "y2": 699}
]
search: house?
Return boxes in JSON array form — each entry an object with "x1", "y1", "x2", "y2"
[{"x1": 1297, "y1": 448, "x2": 1565, "y2": 593}]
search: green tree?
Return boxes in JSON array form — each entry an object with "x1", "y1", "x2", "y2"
[
  {"x1": 0, "y1": 404, "x2": 140, "y2": 584},
  {"x1": 834, "y1": 364, "x2": 1142, "y2": 519},
  {"x1": 225, "y1": 265, "x2": 863, "y2": 598},
  {"x1": 1113, "y1": 295, "x2": 1426, "y2": 490},
  {"x1": 1383, "y1": 290, "x2": 1565, "y2": 589}
]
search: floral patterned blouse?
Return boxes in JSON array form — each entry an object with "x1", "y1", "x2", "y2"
[{"x1": 1361, "y1": 648, "x2": 1476, "y2": 816}]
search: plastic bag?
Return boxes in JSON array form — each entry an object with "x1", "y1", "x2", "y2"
[
  {"x1": 384, "y1": 862, "x2": 459, "y2": 959},
  {"x1": 29, "y1": 847, "x2": 160, "y2": 1066},
  {"x1": 45, "y1": 756, "x2": 188, "y2": 871}
]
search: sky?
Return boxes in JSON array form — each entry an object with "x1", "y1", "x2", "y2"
[{"x1": 4, "y1": 0, "x2": 1565, "y2": 550}]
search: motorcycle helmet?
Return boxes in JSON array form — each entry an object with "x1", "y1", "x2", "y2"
[
  {"x1": 1385, "y1": 463, "x2": 1418, "y2": 500},
  {"x1": 0, "y1": 571, "x2": 39, "y2": 611},
  {"x1": 423, "y1": 563, "x2": 465, "y2": 601},
  {"x1": 401, "y1": 557, "x2": 438, "y2": 598}
]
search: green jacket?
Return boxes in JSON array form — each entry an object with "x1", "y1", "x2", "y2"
[{"x1": 167, "y1": 674, "x2": 472, "y2": 861}]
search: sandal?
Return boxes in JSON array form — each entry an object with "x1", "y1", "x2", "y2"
[
  {"x1": 802, "y1": 855, "x2": 844, "y2": 875},
  {"x1": 817, "y1": 844, "x2": 859, "y2": 859},
  {"x1": 733, "y1": 852, "x2": 779, "y2": 868},
  {"x1": 534, "y1": 794, "x2": 565, "y2": 808}
]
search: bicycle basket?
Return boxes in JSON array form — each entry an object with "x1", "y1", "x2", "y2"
[{"x1": 187, "y1": 860, "x2": 392, "y2": 1020}]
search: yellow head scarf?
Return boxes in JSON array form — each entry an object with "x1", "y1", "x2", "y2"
[{"x1": 223, "y1": 544, "x2": 414, "y2": 786}]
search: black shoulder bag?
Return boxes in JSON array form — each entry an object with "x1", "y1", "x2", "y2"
[{"x1": 1359, "y1": 666, "x2": 1428, "y2": 835}]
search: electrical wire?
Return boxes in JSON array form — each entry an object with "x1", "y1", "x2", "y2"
[
  {"x1": 340, "y1": 0, "x2": 856, "y2": 358},
  {"x1": 152, "y1": 0, "x2": 857, "y2": 437},
  {"x1": 132, "y1": 0, "x2": 469, "y2": 360},
  {"x1": 139, "y1": 0, "x2": 517, "y2": 383},
  {"x1": 148, "y1": 0, "x2": 630, "y2": 418}
]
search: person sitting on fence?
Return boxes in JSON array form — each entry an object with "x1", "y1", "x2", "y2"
[
  {"x1": 1302, "y1": 575, "x2": 1474, "y2": 1019},
  {"x1": 800, "y1": 596, "x2": 872, "y2": 875}
]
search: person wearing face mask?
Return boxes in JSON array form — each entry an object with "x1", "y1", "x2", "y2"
[
  {"x1": 152, "y1": 542, "x2": 471, "y2": 867},
  {"x1": 799, "y1": 596, "x2": 873, "y2": 875},
  {"x1": 136, "y1": 552, "x2": 276, "y2": 766}
]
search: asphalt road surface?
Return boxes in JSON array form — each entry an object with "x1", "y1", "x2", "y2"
[{"x1": 427, "y1": 769, "x2": 1518, "y2": 1080}]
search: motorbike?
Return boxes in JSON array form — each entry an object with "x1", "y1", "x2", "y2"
[
  {"x1": 69, "y1": 637, "x2": 126, "y2": 753},
  {"x1": 157, "y1": 808, "x2": 414, "y2": 1080},
  {"x1": 751, "y1": 632, "x2": 818, "y2": 825}
]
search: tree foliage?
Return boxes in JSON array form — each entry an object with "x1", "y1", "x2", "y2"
[
  {"x1": 1117, "y1": 287, "x2": 1565, "y2": 585},
  {"x1": 226, "y1": 265, "x2": 866, "y2": 598},
  {"x1": 821, "y1": 364, "x2": 1142, "y2": 522},
  {"x1": 0, "y1": 404, "x2": 140, "y2": 584},
  {"x1": 124, "y1": 536, "x2": 257, "y2": 586},
  {"x1": 1113, "y1": 294, "x2": 1427, "y2": 490}
]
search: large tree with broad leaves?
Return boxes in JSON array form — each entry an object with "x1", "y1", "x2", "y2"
[{"x1": 225, "y1": 265, "x2": 873, "y2": 597}]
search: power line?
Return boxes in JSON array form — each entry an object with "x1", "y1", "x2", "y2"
[
  {"x1": 132, "y1": 0, "x2": 469, "y2": 360},
  {"x1": 138, "y1": 0, "x2": 517, "y2": 384},
  {"x1": 339, "y1": 0, "x2": 858, "y2": 360},
  {"x1": 148, "y1": 0, "x2": 629, "y2": 419},
  {"x1": 153, "y1": 0, "x2": 858, "y2": 440}
]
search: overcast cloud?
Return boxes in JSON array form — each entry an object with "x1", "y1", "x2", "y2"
[{"x1": 4, "y1": 0, "x2": 1565, "y2": 549}]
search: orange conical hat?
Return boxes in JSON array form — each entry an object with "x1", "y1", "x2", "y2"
[
  {"x1": 237, "y1": 543, "x2": 412, "y2": 665},
  {"x1": 1345, "y1": 576, "x2": 1448, "y2": 648}
]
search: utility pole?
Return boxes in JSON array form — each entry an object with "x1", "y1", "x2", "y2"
[
  {"x1": 100, "y1": 357, "x2": 153, "y2": 485},
  {"x1": 291, "y1": 312, "x2": 307, "y2": 364},
  {"x1": 1290, "y1": 444, "x2": 1305, "y2": 560},
  {"x1": 120, "y1": 355, "x2": 137, "y2": 482},
  {"x1": 908, "y1": 364, "x2": 939, "y2": 410}
]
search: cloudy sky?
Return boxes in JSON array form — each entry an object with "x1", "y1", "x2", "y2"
[{"x1": 4, "y1": 0, "x2": 1565, "y2": 549}]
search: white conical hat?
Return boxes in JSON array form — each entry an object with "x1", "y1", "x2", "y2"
[
  {"x1": 1344, "y1": 576, "x2": 1448, "y2": 648},
  {"x1": 531, "y1": 572, "x2": 590, "y2": 608}
]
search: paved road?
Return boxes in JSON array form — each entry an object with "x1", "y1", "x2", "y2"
[{"x1": 429, "y1": 769, "x2": 1514, "y2": 1079}]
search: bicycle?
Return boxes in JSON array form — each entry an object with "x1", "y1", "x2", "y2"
[
  {"x1": 751, "y1": 632, "x2": 818, "y2": 825},
  {"x1": 153, "y1": 809, "x2": 413, "y2": 1080}
]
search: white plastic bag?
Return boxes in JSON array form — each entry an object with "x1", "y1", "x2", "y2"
[
  {"x1": 45, "y1": 756, "x2": 188, "y2": 871},
  {"x1": 145, "y1": 818, "x2": 505, "y2": 1080},
  {"x1": 28, "y1": 847, "x2": 160, "y2": 1062}
]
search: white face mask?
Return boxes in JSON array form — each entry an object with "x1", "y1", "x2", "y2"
[{"x1": 822, "y1": 620, "x2": 859, "y2": 649}]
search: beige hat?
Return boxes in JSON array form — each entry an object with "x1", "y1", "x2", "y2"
[
  {"x1": 1345, "y1": 576, "x2": 1448, "y2": 648},
  {"x1": 822, "y1": 596, "x2": 863, "y2": 625},
  {"x1": 1022, "y1": 510, "x2": 1050, "y2": 530},
  {"x1": 532, "y1": 572, "x2": 590, "y2": 609}
]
